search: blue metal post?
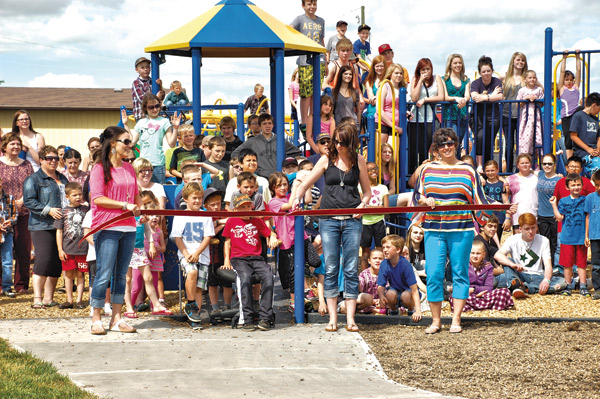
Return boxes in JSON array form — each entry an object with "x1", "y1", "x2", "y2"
[
  {"x1": 275, "y1": 49, "x2": 285, "y2": 172},
  {"x1": 398, "y1": 88, "x2": 408, "y2": 193},
  {"x1": 236, "y1": 103, "x2": 245, "y2": 142},
  {"x1": 543, "y1": 28, "x2": 553, "y2": 155},
  {"x1": 151, "y1": 53, "x2": 160, "y2": 95},
  {"x1": 293, "y1": 215, "x2": 305, "y2": 323},
  {"x1": 270, "y1": 51, "x2": 277, "y2": 132},
  {"x1": 367, "y1": 116, "x2": 375, "y2": 162},
  {"x1": 312, "y1": 53, "x2": 322, "y2": 152},
  {"x1": 191, "y1": 49, "x2": 202, "y2": 137}
]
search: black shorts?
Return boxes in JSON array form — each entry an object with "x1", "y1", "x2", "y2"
[
  {"x1": 31, "y1": 230, "x2": 62, "y2": 278},
  {"x1": 360, "y1": 220, "x2": 387, "y2": 248},
  {"x1": 380, "y1": 124, "x2": 395, "y2": 135},
  {"x1": 562, "y1": 114, "x2": 574, "y2": 149}
]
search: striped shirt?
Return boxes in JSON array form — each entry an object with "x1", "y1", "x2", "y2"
[{"x1": 411, "y1": 162, "x2": 493, "y2": 231}]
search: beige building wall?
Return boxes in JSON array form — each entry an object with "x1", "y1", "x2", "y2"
[{"x1": 0, "y1": 109, "x2": 124, "y2": 153}]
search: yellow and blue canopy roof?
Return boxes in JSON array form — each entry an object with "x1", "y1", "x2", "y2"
[{"x1": 144, "y1": 0, "x2": 326, "y2": 58}]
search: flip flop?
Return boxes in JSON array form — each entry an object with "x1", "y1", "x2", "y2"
[
  {"x1": 345, "y1": 324, "x2": 359, "y2": 332},
  {"x1": 151, "y1": 309, "x2": 173, "y2": 316},
  {"x1": 43, "y1": 301, "x2": 59, "y2": 307},
  {"x1": 425, "y1": 325, "x2": 441, "y2": 334},
  {"x1": 325, "y1": 324, "x2": 338, "y2": 332},
  {"x1": 449, "y1": 325, "x2": 463, "y2": 333},
  {"x1": 31, "y1": 302, "x2": 45, "y2": 309},
  {"x1": 90, "y1": 320, "x2": 107, "y2": 336},
  {"x1": 123, "y1": 312, "x2": 138, "y2": 319},
  {"x1": 109, "y1": 319, "x2": 136, "y2": 333}
]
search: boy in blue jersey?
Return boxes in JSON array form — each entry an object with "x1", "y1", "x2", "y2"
[
  {"x1": 550, "y1": 174, "x2": 589, "y2": 296},
  {"x1": 376, "y1": 234, "x2": 422, "y2": 322},
  {"x1": 585, "y1": 170, "x2": 600, "y2": 299}
]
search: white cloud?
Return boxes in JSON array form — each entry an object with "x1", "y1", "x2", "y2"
[{"x1": 28, "y1": 73, "x2": 99, "y2": 88}]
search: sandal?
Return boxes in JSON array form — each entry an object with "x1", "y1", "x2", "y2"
[
  {"x1": 324, "y1": 323, "x2": 338, "y2": 332},
  {"x1": 109, "y1": 319, "x2": 136, "y2": 333},
  {"x1": 31, "y1": 302, "x2": 45, "y2": 309},
  {"x1": 90, "y1": 320, "x2": 106, "y2": 335},
  {"x1": 43, "y1": 301, "x2": 59, "y2": 307},
  {"x1": 449, "y1": 325, "x2": 463, "y2": 333},
  {"x1": 345, "y1": 324, "x2": 359, "y2": 332},
  {"x1": 123, "y1": 312, "x2": 138, "y2": 319},
  {"x1": 151, "y1": 308, "x2": 173, "y2": 316},
  {"x1": 425, "y1": 325, "x2": 441, "y2": 334}
]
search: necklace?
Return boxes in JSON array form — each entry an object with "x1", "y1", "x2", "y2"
[
  {"x1": 338, "y1": 165, "x2": 347, "y2": 187},
  {"x1": 120, "y1": 165, "x2": 131, "y2": 202}
]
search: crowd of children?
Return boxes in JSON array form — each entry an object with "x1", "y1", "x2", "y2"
[{"x1": 1, "y1": 0, "x2": 600, "y2": 336}]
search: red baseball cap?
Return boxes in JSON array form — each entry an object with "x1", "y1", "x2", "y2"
[{"x1": 378, "y1": 44, "x2": 393, "y2": 54}]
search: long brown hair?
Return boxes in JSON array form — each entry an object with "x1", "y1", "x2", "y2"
[
  {"x1": 328, "y1": 123, "x2": 359, "y2": 167},
  {"x1": 99, "y1": 126, "x2": 128, "y2": 184},
  {"x1": 413, "y1": 58, "x2": 434, "y2": 88},
  {"x1": 332, "y1": 65, "x2": 358, "y2": 104},
  {"x1": 11, "y1": 110, "x2": 38, "y2": 134}
]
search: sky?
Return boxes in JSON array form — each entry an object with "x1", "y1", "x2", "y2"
[{"x1": 2, "y1": 0, "x2": 600, "y2": 108}]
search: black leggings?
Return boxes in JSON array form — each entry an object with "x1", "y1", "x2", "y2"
[{"x1": 473, "y1": 116, "x2": 501, "y2": 163}]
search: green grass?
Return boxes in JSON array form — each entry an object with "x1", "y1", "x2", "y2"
[{"x1": 0, "y1": 338, "x2": 98, "y2": 399}]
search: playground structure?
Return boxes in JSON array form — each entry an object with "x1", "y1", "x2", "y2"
[{"x1": 131, "y1": 3, "x2": 597, "y2": 324}]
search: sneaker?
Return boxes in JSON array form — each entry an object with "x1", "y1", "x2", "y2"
[
  {"x1": 513, "y1": 288, "x2": 529, "y2": 299},
  {"x1": 3, "y1": 289, "x2": 16, "y2": 298},
  {"x1": 305, "y1": 290, "x2": 318, "y2": 302},
  {"x1": 184, "y1": 302, "x2": 202, "y2": 322},
  {"x1": 561, "y1": 289, "x2": 572, "y2": 296},
  {"x1": 242, "y1": 323, "x2": 256, "y2": 331},
  {"x1": 257, "y1": 319, "x2": 271, "y2": 331},
  {"x1": 579, "y1": 287, "x2": 591, "y2": 297}
]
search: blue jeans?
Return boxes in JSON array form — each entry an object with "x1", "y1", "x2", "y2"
[
  {"x1": 151, "y1": 164, "x2": 166, "y2": 184},
  {"x1": 165, "y1": 99, "x2": 188, "y2": 107},
  {"x1": 319, "y1": 217, "x2": 362, "y2": 299},
  {"x1": 91, "y1": 230, "x2": 135, "y2": 308},
  {"x1": 503, "y1": 267, "x2": 566, "y2": 294},
  {"x1": 424, "y1": 230, "x2": 474, "y2": 302},
  {"x1": 1, "y1": 232, "x2": 14, "y2": 292}
]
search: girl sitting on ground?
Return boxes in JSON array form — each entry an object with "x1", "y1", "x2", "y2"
[{"x1": 450, "y1": 240, "x2": 514, "y2": 312}]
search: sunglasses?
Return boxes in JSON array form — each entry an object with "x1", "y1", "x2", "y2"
[
  {"x1": 123, "y1": 158, "x2": 135, "y2": 163},
  {"x1": 44, "y1": 156, "x2": 59, "y2": 162},
  {"x1": 146, "y1": 104, "x2": 161, "y2": 111},
  {"x1": 542, "y1": 162, "x2": 554, "y2": 166},
  {"x1": 333, "y1": 139, "x2": 348, "y2": 147},
  {"x1": 318, "y1": 140, "x2": 331, "y2": 145},
  {"x1": 116, "y1": 139, "x2": 133, "y2": 146},
  {"x1": 438, "y1": 140, "x2": 455, "y2": 148},
  {"x1": 233, "y1": 165, "x2": 243, "y2": 170}
]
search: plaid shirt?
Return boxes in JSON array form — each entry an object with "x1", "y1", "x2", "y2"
[
  {"x1": 132, "y1": 76, "x2": 151, "y2": 120},
  {"x1": 0, "y1": 191, "x2": 17, "y2": 235}
]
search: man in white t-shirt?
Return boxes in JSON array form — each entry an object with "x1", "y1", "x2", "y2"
[{"x1": 495, "y1": 213, "x2": 566, "y2": 298}]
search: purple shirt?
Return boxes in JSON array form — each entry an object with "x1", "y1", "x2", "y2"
[{"x1": 468, "y1": 261, "x2": 494, "y2": 294}]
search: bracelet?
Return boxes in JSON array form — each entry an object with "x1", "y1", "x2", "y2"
[{"x1": 545, "y1": 279, "x2": 551, "y2": 284}]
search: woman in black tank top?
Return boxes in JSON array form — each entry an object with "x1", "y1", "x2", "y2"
[{"x1": 294, "y1": 123, "x2": 371, "y2": 332}]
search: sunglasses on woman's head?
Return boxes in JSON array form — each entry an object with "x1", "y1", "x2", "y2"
[
  {"x1": 146, "y1": 104, "x2": 161, "y2": 111},
  {"x1": 115, "y1": 139, "x2": 133, "y2": 146}
]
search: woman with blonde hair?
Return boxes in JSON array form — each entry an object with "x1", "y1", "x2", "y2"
[
  {"x1": 375, "y1": 63, "x2": 407, "y2": 145},
  {"x1": 364, "y1": 55, "x2": 388, "y2": 119},
  {"x1": 441, "y1": 54, "x2": 470, "y2": 151}
]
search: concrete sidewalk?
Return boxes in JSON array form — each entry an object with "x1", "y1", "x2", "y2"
[{"x1": 0, "y1": 317, "x2": 457, "y2": 399}]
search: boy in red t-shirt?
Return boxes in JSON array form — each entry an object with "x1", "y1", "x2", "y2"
[{"x1": 222, "y1": 193, "x2": 279, "y2": 331}]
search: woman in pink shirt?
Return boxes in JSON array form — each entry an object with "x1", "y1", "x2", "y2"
[{"x1": 89, "y1": 126, "x2": 142, "y2": 335}]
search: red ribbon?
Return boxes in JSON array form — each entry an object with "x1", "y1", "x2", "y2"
[{"x1": 79, "y1": 204, "x2": 510, "y2": 246}]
